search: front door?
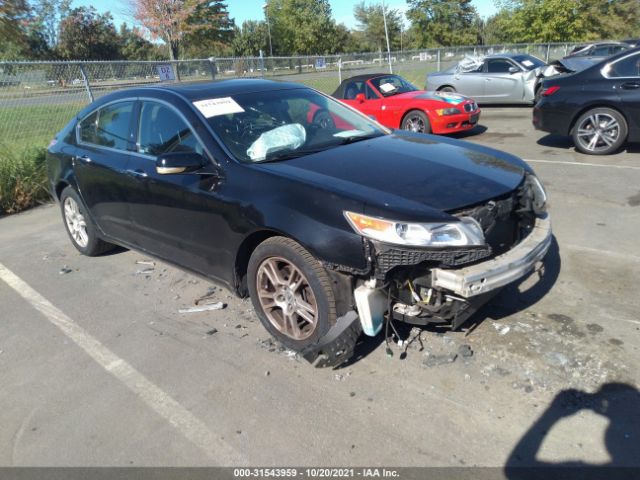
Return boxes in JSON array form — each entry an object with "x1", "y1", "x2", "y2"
[{"x1": 125, "y1": 100, "x2": 227, "y2": 276}]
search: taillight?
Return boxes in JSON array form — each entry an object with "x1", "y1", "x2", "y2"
[{"x1": 542, "y1": 85, "x2": 561, "y2": 96}]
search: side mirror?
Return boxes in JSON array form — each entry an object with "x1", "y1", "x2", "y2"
[
  {"x1": 508, "y1": 66, "x2": 520, "y2": 74},
  {"x1": 156, "y1": 151, "x2": 205, "y2": 174},
  {"x1": 355, "y1": 93, "x2": 366, "y2": 103}
]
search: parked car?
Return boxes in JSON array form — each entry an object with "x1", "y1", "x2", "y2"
[
  {"x1": 565, "y1": 42, "x2": 630, "y2": 61},
  {"x1": 534, "y1": 48, "x2": 640, "y2": 155},
  {"x1": 331, "y1": 73, "x2": 480, "y2": 134},
  {"x1": 47, "y1": 79, "x2": 551, "y2": 366},
  {"x1": 425, "y1": 53, "x2": 547, "y2": 104},
  {"x1": 622, "y1": 39, "x2": 640, "y2": 48}
]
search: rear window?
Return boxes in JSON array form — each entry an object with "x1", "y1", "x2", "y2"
[{"x1": 78, "y1": 101, "x2": 133, "y2": 150}]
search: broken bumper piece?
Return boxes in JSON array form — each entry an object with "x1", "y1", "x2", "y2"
[
  {"x1": 430, "y1": 213, "x2": 552, "y2": 297},
  {"x1": 301, "y1": 311, "x2": 362, "y2": 368}
]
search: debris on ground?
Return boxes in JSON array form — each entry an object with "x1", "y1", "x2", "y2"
[
  {"x1": 265, "y1": 370, "x2": 270, "y2": 376},
  {"x1": 135, "y1": 260, "x2": 155, "y2": 266},
  {"x1": 422, "y1": 353, "x2": 458, "y2": 367},
  {"x1": 135, "y1": 268, "x2": 155, "y2": 275},
  {"x1": 194, "y1": 287, "x2": 217, "y2": 305},
  {"x1": 178, "y1": 302, "x2": 226, "y2": 314},
  {"x1": 59, "y1": 266, "x2": 72, "y2": 274},
  {"x1": 493, "y1": 323, "x2": 511, "y2": 335},
  {"x1": 206, "y1": 328, "x2": 218, "y2": 335}
]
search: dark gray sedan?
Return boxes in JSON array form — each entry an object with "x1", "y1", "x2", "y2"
[{"x1": 425, "y1": 53, "x2": 547, "y2": 104}]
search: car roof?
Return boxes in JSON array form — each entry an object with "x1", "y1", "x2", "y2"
[
  {"x1": 484, "y1": 53, "x2": 535, "y2": 59},
  {"x1": 338, "y1": 73, "x2": 390, "y2": 85}
]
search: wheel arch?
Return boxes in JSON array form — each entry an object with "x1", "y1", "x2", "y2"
[
  {"x1": 400, "y1": 108, "x2": 431, "y2": 129},
  {"x1": 54, "y1": 180, "x2": 70, "y2": 201},
  {"x1": 233, "y1": 228, "x2": 289, "y2": 297},
  {"x1": 437, "y1": 85, "x2": 456, "y2": 92}
]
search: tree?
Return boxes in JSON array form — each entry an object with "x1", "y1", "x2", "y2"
[
  {"x1": 183, "y1": 1, "x2": 234, "y2": 57},
  {"x1": 56, "y1": 7, "x2": 120, "y2": 60},
  {"x1": 265, "y1": 0, "x2": 338, "y2": 55},
  {"x1": 232, "y1": 20, "x2": 268, "y2": 57},
  {"x1": 118, "y1": 23, "x2": 166, "y2": 60},
  {"x1": 131, "y1": 0, "x2": 201, "y2": 60},
  {"x1": 353, "y1": 2, "x2": 403, "y2": 52},
  {"x1": 31, "y1": 0, "x2": 71, "y2": 47},
  {"x1": 0, "y1": 0, "x2": 28, "y2": 43},
  {"x1": 406, "y1": 0, "x2": 481, "y2": 47}
]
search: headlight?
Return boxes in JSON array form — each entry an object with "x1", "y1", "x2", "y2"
[
  {"x1": 435, "y1": 107, "x2": 461, "y2": 116},
  {"x1": 529, "y1": 175, "x2": 547, "y2": 213},
  {"x1": 344, "y1": 211, "x2": 485, "y2": 247}
]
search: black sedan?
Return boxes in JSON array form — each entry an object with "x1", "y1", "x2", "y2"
[
  {"x1": 534, "y1": 47, "x2": 640, "y2": 155},
  {"x1": 47, "y1": 79, "x2": 551, "y2": 366}
]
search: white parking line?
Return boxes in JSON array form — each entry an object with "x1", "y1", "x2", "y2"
[
  {"x1": 525, "y1": 159, "x2": 640, "y2": 171},
  {"x1": 0, "y1": 262, "x2": 244, "y2": 465}
]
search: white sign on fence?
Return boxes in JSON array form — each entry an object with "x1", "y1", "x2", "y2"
[{"x1": 157, "y1": 65, "x2": 175, "y2": 81}]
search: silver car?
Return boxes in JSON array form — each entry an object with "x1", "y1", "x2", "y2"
[{"x1": 426, "y1": 53, "x2": 547, "y2": 104}]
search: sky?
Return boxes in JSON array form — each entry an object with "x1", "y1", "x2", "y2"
[{"x1": 74, "y1": 0, "x2": 499, "y2": 30}]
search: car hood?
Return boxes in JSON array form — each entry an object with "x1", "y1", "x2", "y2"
[
  {"x1": 256, "y1": 132, "x2": 528, "y2": 222},
  {"x1": 391, "y1": 90, "x2": 472, "y2": 106}
]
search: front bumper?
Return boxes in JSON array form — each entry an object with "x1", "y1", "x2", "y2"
[
  {"x1": 430, "y1": 213, "x2": 552, "y2": 297},
  {"x1": 431, "y1": 110, "x2": 481, "y2": 134}
]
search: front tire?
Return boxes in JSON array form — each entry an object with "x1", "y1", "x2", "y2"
[
  {"x1": 401, "y1": 110, "x2": 431, "y2": 134},
  {"x1": 247, "y1": 237, "x2": 337, "y2": 351},
  {"x1": 572, "y1": 107, "x2": 627, "y2": 155},
  {"x1": 59, "y1": 186, "x2": 114, "y2": 256}
]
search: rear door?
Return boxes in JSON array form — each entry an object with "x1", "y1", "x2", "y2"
[{"x1": 74, "y1": 100, "x2": 136, "y2": 241}]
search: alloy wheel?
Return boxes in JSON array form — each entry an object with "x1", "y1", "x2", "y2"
[
  {"x1": 575, "y1": 113, "x2": 620, "y2": 153},
  {"x1": 255, "y1": 257, "x2": 318, "y2": 341},
  {"x1": 63, "y1": 197, "x2": 89, "y2": 248},
  {"x1": 404, "y1": 114, "x2": 426, "y2": 133}
]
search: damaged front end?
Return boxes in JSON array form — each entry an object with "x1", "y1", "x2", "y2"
[
  {"x1": 303, "y1": 174, "x2": 551, "y2": 367},
  {"x1": 353, "y1": 173, "x2": 551, "y2": 335}
]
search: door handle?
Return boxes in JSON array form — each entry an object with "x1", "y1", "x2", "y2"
[
  {"x1": 76, "y1": 155, "x2": 91, "y2": 163},
  {"x1": 621, "y1": 82, "x2": 640, "y2": 90},
  {"x1": 125, "y1": 169, "x2": 148, "y2": 179}
]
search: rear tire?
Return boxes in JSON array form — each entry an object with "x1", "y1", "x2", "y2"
[
  {"x1": 401, "y1": 110, "x2": 431, "y2": 134},
  {"x1": 572, "y1": 107, "x2": 627, "y2": 155},
  {"x1": 247, "y1": 237, "x2": 337, "y2": 351},
  {"x1": 438, "y1": 86, "x2": 456, "y2": 93},
  {"x1": 59, "y1": 186, "x2": 114, "y2": 256}
]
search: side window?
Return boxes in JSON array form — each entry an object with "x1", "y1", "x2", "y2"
[
  {"x1": 138, "y1": 102, "x2": 204, "y2": 156},
  {"x1": 365, "y1": 83, "x2": 379, "y2": 99},
  {"x1": 608, "y1": 54, "x2": 640, "y2": 78},
  {"x1": 593, "y1": 46, "x2": 611, "y2": 56},
  {"x1": 79, "y1": 101, "x2": 133, "y2": 150},
  {"x1": 487, "y1": 60, "x2": 514, "y2": 73},
  {"x1": 344, "y1": 82, "x2": 363, "y2": 99}
]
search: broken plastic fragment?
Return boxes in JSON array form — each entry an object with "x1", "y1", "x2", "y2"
[{"x1": 179, "y1": 302, "x2": 226, "y2": 313}]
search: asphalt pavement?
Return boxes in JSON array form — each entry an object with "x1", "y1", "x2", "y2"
[{"x1": 1, "y1": 106, "x2": 639, "y2": 469}]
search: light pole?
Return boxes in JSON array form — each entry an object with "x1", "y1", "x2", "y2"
[
  {"x1": 263, "y1": 2, "x2": 273, "y2": 57},
  {"x1": 381, "y1": 0, "x2": 393, "y2": 74}
]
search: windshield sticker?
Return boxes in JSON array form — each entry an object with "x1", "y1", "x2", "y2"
[
  {"x1": 521, "y1": 60, "x2": 534, "y2": 67},
  {"x1": 379, "y1": 82, "x2": 397, "y2": 93},
  {"x1": 193, "y1": 97, "x2": 244, "y2": 118}
]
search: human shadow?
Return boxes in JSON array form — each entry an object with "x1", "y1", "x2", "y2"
[{"x1": 505, "y1": 383, "x2": 640, "y2": 479}]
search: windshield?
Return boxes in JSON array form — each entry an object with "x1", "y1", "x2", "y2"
[
  {"x1": 196, "y1": 88, "x2": 385, "y2": 163},
  {"x1": 368, "y1": 75, "x2": 418, "y2": 96},
  {"x1": 511, "y1": 54, "x2": 546, "y2": 70}
]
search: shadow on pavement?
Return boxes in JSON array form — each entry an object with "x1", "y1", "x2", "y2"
[{"x1": 505, "y1": 383, "x2": 640, "y2": 478}]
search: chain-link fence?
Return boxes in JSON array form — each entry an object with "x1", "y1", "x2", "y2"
[{"x1": 0, "y1": 42, "x2": 580, "y2": 152}]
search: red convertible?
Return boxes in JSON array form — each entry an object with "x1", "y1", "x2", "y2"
[{"x1": 331, "y1": 73, "x2": 480, "y2": 135}]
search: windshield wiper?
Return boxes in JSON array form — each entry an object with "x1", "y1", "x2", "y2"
[
  {"x1": 338, "y1": 133, "x2": 382, "y2": 145},
  {"x1": 256, "y1": 145, "x2": 338, "y2": 163}
]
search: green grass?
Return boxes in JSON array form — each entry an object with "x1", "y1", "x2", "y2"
[
  {"x1": 0, "y1": 144, "x2": 50, "y2": 215},
  {"x1": 0, "y1": 102, "x2": 83, "y2": 151}
]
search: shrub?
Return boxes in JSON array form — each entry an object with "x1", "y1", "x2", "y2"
[{"x1": 0, "y1": 145, "x2": 51, "y2": 215}]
